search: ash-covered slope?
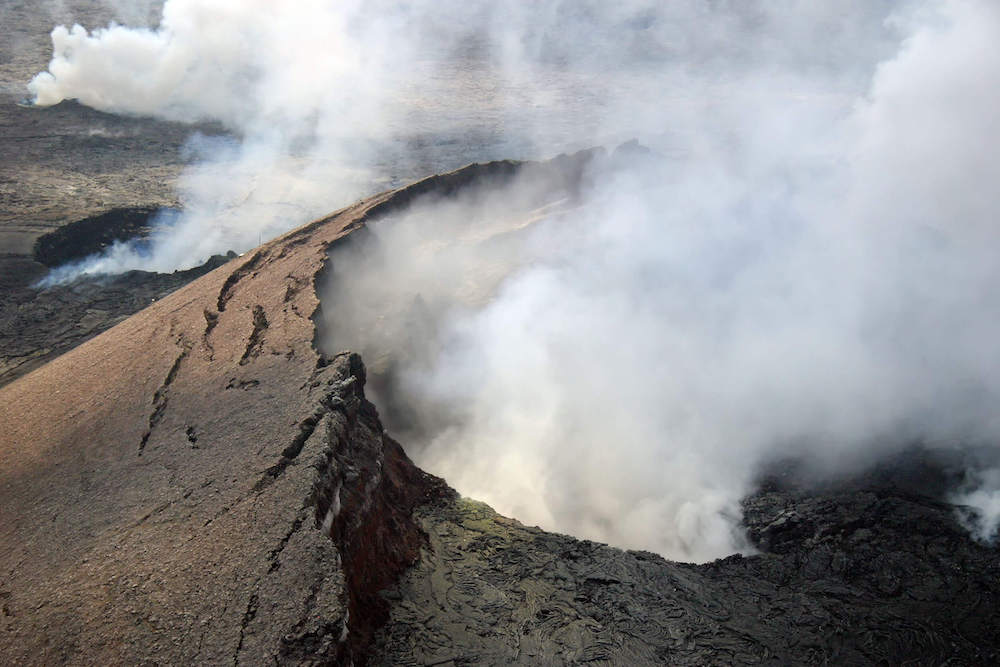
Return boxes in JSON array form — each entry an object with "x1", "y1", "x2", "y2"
[{"x1": 1, "y1": 157, "x2": 998, "y2": 666}]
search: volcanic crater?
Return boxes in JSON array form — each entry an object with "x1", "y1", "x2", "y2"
[{"x1": 1, "y1": 154, "x2": 998, "y2": 665}]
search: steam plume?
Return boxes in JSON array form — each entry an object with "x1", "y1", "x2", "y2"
[
  {"x1": 28, "y1": 0, "x2": 899, "y2": 278},
  {"x1": 29, "y1": 1, "x2": 1000, "y2": 558}
]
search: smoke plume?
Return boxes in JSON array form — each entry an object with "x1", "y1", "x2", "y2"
[
  {"x1": 29, "y1": 0, "x2": 900, "y2": 278},
  {"x1": 30, "y1": 1, "x2": 1000, "y2": 558}
]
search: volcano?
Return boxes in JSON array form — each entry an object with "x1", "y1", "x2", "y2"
[
  {"x1": 5, "y1": 2, "x2": 1000, "y2": 662},
  {"x1": 2, "y1": 156, "x2": 998, "y2": 665}
]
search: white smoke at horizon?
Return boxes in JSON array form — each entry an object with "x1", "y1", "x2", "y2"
[
  {"x1": 25, "y1": 0, "x2": 1000, "y2": 556},
  {"x1": 27, "y1": 0, "x2": 903, "y2": 278},
  {"x1": 952, "y1": 468, "x2": 1000, "y2": 544},
  {"x1": 27, "y1": 0, "x2": 423, "y2": 279}
]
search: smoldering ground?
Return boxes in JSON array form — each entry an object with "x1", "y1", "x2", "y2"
[{"x1": 27, "y1": 1, "x2": 1000, "y2": 558}]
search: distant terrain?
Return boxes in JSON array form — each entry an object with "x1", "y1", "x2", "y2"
[
  {"x1": 0, "y1": 0, "x2": 192, "y2": 287},
  {"x1": 0, "y1": 1, "x2": 223, "y2": 384}
]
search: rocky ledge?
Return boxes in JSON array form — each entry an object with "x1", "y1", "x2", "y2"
[{"x1": 373, "y1": 451, "x2": 1000, "y2": 665}]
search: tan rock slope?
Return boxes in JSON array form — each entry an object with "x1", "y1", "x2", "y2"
[
  {"x1": 0, "y1": 161, "x2": 436, "y2": 663},
  {"x1": 2, "y1": 157, "x2": 999, "y2": 666}
]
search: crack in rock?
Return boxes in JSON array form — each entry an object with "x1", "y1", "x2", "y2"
[
  {"x1": 267, "y1": 516, "x2": 305, "y2": 574},
  {"x1": 251, "y1": 369, "x2": 361, "y2": 493},
  {"x1": 232, "y1": 592, "x2": 259, "y2": 666},
  {"x1": 217, "y1": 250, "x2": 265, "y2": 313},
  {"x1": 238, "y1": 305, "x2": 269, "y2": 366},
  {"x1": 138, "y1": 343, "x2": 189, "y2": 454}
]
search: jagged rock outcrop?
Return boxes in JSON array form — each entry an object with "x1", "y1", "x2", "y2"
[
  {"x1": 1, "y1": 156, "x2": 998, "y2": 666},
  {"x1": 307, "y1": 353, "x2": 451, "y2": 664}
]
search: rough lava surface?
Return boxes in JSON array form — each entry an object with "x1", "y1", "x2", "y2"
[
  {"x1": 1, "y1": 159, "x2": 999, "y2": 665},
  {"x1": 0, "y1": 1, "x2": 228, "y2": 388}
]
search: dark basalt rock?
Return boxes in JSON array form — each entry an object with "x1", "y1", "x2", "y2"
[
  {"x1": 33, "y1": 206, "x2": 172, "y2": 267},
  {"x1": 0, "y1": 251, "x2": 235, "y2": 388},
  {"x1": 373, "y1": 449, "x2": 1000, "y2": 665}
]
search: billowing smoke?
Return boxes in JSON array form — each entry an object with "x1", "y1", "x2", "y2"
[
  {"x1": 318, "y1": 1, "x2": 1000, "y2": 560},
  {"x1": 952, "y1": 468, "x2": 1000, "y2": 543},
  {"x1": 29, "y1": 0, "x2": 900, "y2": 278},
  {"x1": 30, "y1": 1, "x2": 1000, "y2": 558},
  {"x1": 29, "y1": 0, "x2": 680, "y2": 279}
]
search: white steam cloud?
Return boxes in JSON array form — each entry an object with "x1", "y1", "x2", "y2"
[
  {"x1": 29, "y1": 0, "x2": 900, "y2": 278},
  {"x1": 952, "y1": 468, "x2": 1000, "y2": 544},
  {"x1": 29, "y1": 1, "x2": 1000, "y2": 556}
]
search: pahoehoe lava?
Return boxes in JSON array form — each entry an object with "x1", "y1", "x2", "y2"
[
  {"x1": 1, "y1": 157, "x2": 998, "y2": 665},
  {"x1": 32, "y1": 206, "x2": 168, "y2": 268}
]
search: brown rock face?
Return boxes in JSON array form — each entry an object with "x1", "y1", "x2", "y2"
[{"x1": 307, "y1": 352, "x2": 451, "y2": 663}]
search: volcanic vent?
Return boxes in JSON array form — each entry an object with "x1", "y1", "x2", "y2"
[{"x1": 1, "y1": 157, "x2": 999, "y2": 665}]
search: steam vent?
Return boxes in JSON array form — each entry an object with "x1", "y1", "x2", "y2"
[{"x1": 3, "y1": 2, "x2": 1000, "y2": 666}]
